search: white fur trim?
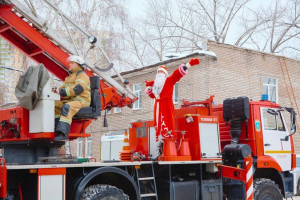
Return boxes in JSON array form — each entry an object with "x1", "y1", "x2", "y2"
[
  {"x1": 179, "y1": 64, "x2": 188, "y2": 75},
  {"x1": 157, "y1": 68, "x2": 168, "y2": 75},
  {"x1": 186, "y1": 63, "x2": 191, "y2": 69}
]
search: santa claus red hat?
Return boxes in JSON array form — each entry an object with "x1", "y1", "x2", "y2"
[{"x1": 157, "y1": 65, "x2": 168, "y2": 75}]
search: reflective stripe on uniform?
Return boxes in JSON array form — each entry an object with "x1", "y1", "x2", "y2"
[
  {"x1": 71, "y1": 96, "x2": 90, "y2": 105},
  {"x1": 64, "y1": 84, "x2": 73, "y2": 87},
  {"x1": 55, "y1": 114, "x2": 61, "y2": 118},
  {"x1": 59, "y1": 117, "x2": 71, "y2": 125},
  {"x1": 66, "y1": 87, "x2": 71, "y2": 96},
  {"x1": 75, "y1": 79, "x2": 90, "y2": 89}
]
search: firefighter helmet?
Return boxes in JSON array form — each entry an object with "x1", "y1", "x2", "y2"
[{"x1": 68, "y1": 55, "x2": 85, "y2": 65}]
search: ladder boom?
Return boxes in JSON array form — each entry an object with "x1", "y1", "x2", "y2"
[{"x1": 0, "y1": 0, "x2": 136, "y2": 106}]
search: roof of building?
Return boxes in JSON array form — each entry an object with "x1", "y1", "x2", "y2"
[
  {"x1": 119, "y1": 50, "x2": 217, "y2": 76},
  {"x1": 116, "y1": 40, "x2": 299, "y2": 78},
  {"x1": 208, "y1": 40, "x2": 300, "y2": 63}
]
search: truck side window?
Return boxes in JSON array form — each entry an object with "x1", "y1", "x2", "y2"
[
  {"x1": 277, "y1": 113, "x2": 286, "y2": 132},
  {"x1": 263, "y1": 110, "x2": 277, "y2": 130},
  {"x1": 262, "y1": 109, "x2": 286, "y2": 131}
]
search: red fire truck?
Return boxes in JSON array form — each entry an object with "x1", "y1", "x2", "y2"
[
  {"x1": 0, "y1": 0, "x2": 298, "y2": 200},
  {"x1": 126, "y1": 96, "x2": 297, "y2": 200}
]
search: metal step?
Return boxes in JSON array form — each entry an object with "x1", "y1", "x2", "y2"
[
  {"x1": 141, "y1": 193, "x2": 157, "y2": 198},
  {"x1": 136, "y1": 163, "x2": 158, "y2": 200},
  {"x1": 139, "y1": 177, "x2": 154, "y2": 181},
  {"x1": 285, "y1": 191, "x2": 293, "y2": 198}
]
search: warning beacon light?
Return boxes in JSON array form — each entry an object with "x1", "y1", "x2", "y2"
[{"x1": 261, "y1": 94, "x2": 268, "y2": 101}]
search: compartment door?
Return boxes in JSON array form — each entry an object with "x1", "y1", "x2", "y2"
[{"x1": 199, "y1": 123, "x2": 221, "y2": 158}]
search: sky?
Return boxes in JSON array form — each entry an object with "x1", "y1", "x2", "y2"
[
  {"x1": 127, "y1": 0, "x2": 273, "y2": 18},
  {"x1": 127, "y1": 0, "x2": 146, "y2": 19},
  {"x1": 126, "y1": 0, "x2": 299, "y2": 60}
]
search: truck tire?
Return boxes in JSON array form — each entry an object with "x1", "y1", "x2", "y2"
[
  {"x1": 296, "y1": 178, "x2": 300, "y2": 196},
  {"x1": 80, "y1": 184, "x2": 129, "y2": 200},
  {"x1": 253, "y1": 178, "x2": 282, "y2": 200}
]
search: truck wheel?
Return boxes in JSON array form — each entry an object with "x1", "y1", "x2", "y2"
[
  {"x1": 253, "y1": 178, "x2": 282, "y2": 200},
  {"x1": 80, "y1": 184, "x2": 129, "y2": 200},
  {"x1": 296, "y1": 178, "x2": 300, "y2": 196}
]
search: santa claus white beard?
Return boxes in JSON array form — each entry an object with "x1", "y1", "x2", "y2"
[{"x1": 153, "y1": 73, "x2": 167, "y2": 97}]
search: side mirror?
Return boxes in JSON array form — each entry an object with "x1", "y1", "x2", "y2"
[
  {"x1": 267, "y1": 109, "x2": 278, "y2": 116},
  {"x1": 290, "y1": 111, "x2": 297, "y2": 134},
  {"x1": 283, "y1": 107, "x2": 297, "y2": 134}
]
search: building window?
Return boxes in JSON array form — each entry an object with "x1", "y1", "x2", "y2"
[
  {"x1": 114, "y1": 107, "x2": 122, "y2": 113},
  {"x1": 263, "y1": 77, "x2": 277, "y2": 103},
  {"x1": 0, "y1": 68, "x2": 5, "y2": 84},
  {"x1": 133, "y1": 83, "x2": 142, "y2": 110},
  {"x1": 77, "y1": 138, "x2": 83, "y2": 158},
  {"x1": 85, "y1": 137, "x2": 92, "y2": 158},
  {"x1": 173, "y1": 82, "x2": 178, "y2": 104}
]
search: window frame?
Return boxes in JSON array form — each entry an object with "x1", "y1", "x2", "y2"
[
  {"x1": 263, "y1": 77, "x2": 278, "y2": 103},
  {"x1": 173, "y1": 82, "x2": 179, "y2": 104},
  {"x1": 106, "y1": 109, "x2": 111, "y2": 115},
  {"x1": 0, "y1": 68, "x2": 5, "y2": 84},
  {"x1": 133, "y1": 83, "x2": 142, "y2": 110},
  {"x1": 77, "y1": 138, "x2": 83, "y2": 158},
  {"x1": 85, "y1": 137, "x2": 93, "y2": 158},
  {"x1": 113, "y1": 107, "x2": 122, "y2": 114}
]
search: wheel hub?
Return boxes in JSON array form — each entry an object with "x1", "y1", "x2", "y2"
[{"x1": 261, "y1": 195, "x2": 273, "y2": 200}]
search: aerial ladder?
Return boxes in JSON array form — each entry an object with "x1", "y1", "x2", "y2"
[
  {"x1": 0, "y1": 0, "x2": 137, "y2": 159},
  {"x1": 0, "y1": 2, "x2": 299, "y2": 200},
  {"x1": 0, "y1": 0, "x2": 137, "y2": 109}
]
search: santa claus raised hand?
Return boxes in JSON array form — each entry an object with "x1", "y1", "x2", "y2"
[{"x1": 145, "y1": 58, "x2": 200, "y2": 141}]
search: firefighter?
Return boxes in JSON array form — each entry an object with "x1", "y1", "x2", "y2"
[
  {"x1": 53, "y1": 55, "x2": 91, "y2": 141},
  {"x1": 145, "y1": 58, "x2": 200, "y2": 142}
]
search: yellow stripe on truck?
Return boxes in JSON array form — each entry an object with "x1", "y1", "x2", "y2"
[{"x1": 265, "y1": 150, "x2": 291, "y2": 154}]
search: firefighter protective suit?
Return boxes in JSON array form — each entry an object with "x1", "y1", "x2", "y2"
[{"x1": 55, "y1": 65, "x2": 91, "y2": 140}]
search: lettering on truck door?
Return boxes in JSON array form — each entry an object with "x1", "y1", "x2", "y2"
[{"x1": 261, "y1": 107, "x2": 292, "y2": 171}]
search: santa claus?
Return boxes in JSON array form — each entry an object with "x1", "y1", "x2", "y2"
[{"x1": 145, "y1": 58, "x2": 200, "y2": 141}]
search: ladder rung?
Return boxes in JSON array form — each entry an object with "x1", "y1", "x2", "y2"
[
  {"x1": 139, "y1": 177, "x2": 154, "y2": 181},
  {"x1": 141, "y1": 193, "x2": 157, "y2": 198}
]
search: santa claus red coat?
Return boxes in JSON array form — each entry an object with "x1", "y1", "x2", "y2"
[{"x1": 146, "y1": 65, "x2": 188, "y2": 140}]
